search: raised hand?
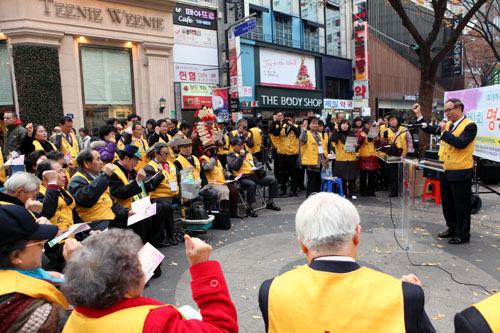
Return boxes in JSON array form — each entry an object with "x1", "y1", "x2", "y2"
[{"x1": 184, "y1": 235, "x2": 212, "y2": 266}]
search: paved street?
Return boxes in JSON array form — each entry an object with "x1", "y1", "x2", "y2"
[{"x1": 144, "y1": 186, "x2": 500, "y2": 332}]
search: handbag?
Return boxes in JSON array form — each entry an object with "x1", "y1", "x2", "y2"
[
  {"x1": 187, "y1": 200, "x2": 209, "y2": 220},
  {"x1": 212, "y1": 208, "x2": 231, "y2": 230}
]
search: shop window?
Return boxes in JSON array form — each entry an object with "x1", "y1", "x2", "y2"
[
  {"x1": 273, "y1": 0, "x2": 292, "y2": 15},
  {"x1": 304, "y1": 25, "x2": 320, "y2": 52},
  {"x1": 0, "y1": 43, "x2": 14, "y2": 108},
  {"x1": 80, "y1": 46, "x2": 134, "y2": 128},
  {"x1": 326, "y1": 2, "x2": 341, "y2": 57},
  {"x1": 325, "y1": 77, "x2": 350, "y2": 99},
  {"x1": 275, "y1": 16, "x2": 292, "y2": 47},
  {"x1": 247, "y1": 12, "x2": 264, "y2": 41},
  {"x1": 301, "y1": 0, "x2": 324, "y2": 24}
]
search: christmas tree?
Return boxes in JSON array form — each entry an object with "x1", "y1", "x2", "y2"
[{"x1": 294, "y1": 56, "x2": 313, "y2": 88}]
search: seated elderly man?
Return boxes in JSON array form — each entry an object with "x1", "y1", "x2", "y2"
[
  {"x1": 67, "y1": 148, "x2": 130, "y2": 231},
  {"x1": 0, "y1": 205, "x2": 78, "y2": 332},
  {"x1": 227, "y1": 137, "x2": 280, "y2": 218},
  {"x1": 0, "y1": 171, "x2": 43, "y2": 214},
  {"x1": 62, "y1": 229, "x2": 238, "y2": 332},
  {"x1": 258, "y1": 193, "x2": 435, "y2": 332}
]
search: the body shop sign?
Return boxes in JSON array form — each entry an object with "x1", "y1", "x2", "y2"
[
  {"x1": 174, "y1": 64, "x2": 219, "y2": 84},
  {"x1": 256, "y1": 86, "x2": 323, "y2": 109},
  {"x1": 173, "y1": 4, "x2": 217, "y2": 30},
  {"x1": 259, "y1": 48, "x2": 316, "y2": 90},
  {"x1": 181, "y1": 83, "x2": 217, "y2": 109}
]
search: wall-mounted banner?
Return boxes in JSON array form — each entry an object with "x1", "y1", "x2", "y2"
[
  {"x1": 354, "y1": 21, "x2": 368, "y2": 81},
  {"x1": 212, "y1": 88, "x2": 229, "y2": 121},
  {"x1": 228, "y1": 31, "x2": 243, "y2": 98},
  {"x1": 181, "y1": 83, "x2": 217, "y2": 109},
  {"x1": 324, "y1": 99, "x2": 354, "y2": 110},
  {"x1": 445, "y1": 85, "x2": 500, "y2": 163},
  {"x1": 173, "y1": 3, "x2": 217, "y2": 30},
  {"x1": 259, "y1": 48, "x2": 316, "y2": 90},
  {"x1": 174, "y1": 63, "x2": 219, "y2": 84},
  {"x1": 173, "y1": 25, "x2": 217, "y2": 48},
  {"x1": 353, "y1": 80, "x2": 369, "y2": 100},
  {"x1": 256, "y1": 86, "x2": 323, "y2": 109}
]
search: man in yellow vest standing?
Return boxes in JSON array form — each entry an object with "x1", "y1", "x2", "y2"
[
  {"x1": 415, "y1": 100, "x2": 477, "y2": 244},
  {"x1": 51, "y1": 116, "x2": 79, "y2": 163},
  {"x1": 258, "y1": 192, "x2": 435, "y2": 332}
]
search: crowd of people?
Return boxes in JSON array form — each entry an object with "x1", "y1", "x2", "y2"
[{"x1": 0, "y1": 98, "x2": 496, "y2": 332}]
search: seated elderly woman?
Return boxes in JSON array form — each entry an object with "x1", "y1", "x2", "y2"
[
  {"x1": 62, "y1": 229, "x2": 238, "y2": 332},
  {"x1": 0, "y1": 205, "x2": 76, "y2": 332}
]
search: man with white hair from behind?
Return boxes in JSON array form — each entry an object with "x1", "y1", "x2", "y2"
[
  {"x1": 258, "y1": 193, "x2": 435, "y2": 333},
  {"x1": 0, "y1": 171, "x2": 43, "y2": 214}
]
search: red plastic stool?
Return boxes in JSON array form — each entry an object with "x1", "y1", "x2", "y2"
[{"x1": 422, "y1": 178, "x2": 441, "y2": 205}]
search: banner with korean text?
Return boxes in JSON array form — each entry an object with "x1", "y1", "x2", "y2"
[{"x1": 445, "y1": 85, "x2": 500, "y2": 163}]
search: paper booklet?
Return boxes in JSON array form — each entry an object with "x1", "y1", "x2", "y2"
[
  {"x1": 48, "y1": 223, "x2": 90, "y2": 247},
  {"x1": 344, "y1": 136, "x2": 358, "y2": 152},
  {"x1": 127, "y1": 196, "x2": 157, "y2": 226},
  {"x1": 138, "y1": 242, "x2": 165, "y2": 282},
  {"x1": 367, "y1": 127, "x2": 380, "y2": 139}
]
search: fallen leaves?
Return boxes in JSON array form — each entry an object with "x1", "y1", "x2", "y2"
[{"x1": 432, "y1": 313, "x2": 445, "y2": 320}]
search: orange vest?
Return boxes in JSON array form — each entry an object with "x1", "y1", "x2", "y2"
[
  {"x1": 301, "y1": 131, "x2": 328, "y2": 166},
  {"x1": 231, "y1": 152, "x2": 255, "y2": 177},
  {"x1": 112, "y1": 165, "x2": 135, "y2": 209},
  {"x1": 146, "y1": 160, "x2": 179, "y2": 198},
  {"x1": 176, "y1": 155, "x2": 201, "y2": 181},
  {"x1": 201, "y1": 155, "x2": 226, "y2": 184},
  {"x1": 386, "y1": 126, "x2": 408, "y2": 156},
  {"x1": 440, "y1": 118, "x2": 475, "y2": 171},
  {"x1": 33, "y1": 139, "x2": 57, "y2": 152},
  {"x1": 39, "y1": 185, "x2": 75, "y2": 230},
  {"x1": 71, "y1": 172, "x2": 115, "y2": 222},
  {"x1": 60, "y1": 133, "x2": 79, "y2": 162},
  {"x1": 473, "y1": 292, "x2": 500, "y2": 332},
  {"x1": 358, "y1": 130, "x2": 377, "y2": 157},
  {"x1": 334, "y1": 137, "x2": 357, "y2": 162}
]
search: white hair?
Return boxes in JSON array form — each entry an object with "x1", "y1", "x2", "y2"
[
  {"x1": 5, "y1": 172, "x2": 41, "y2": 193},
  {"x1": 295, "y1": 192, "x2": 360, "y2": 252}
]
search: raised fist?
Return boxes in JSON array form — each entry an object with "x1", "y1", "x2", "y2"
[
  {"x1": 26, "y1": 123, "x2": 34, "y2": 137},
  {"x1": 103, "y1": 163, "x2": 116, "y2": 176},
  {"x1": 43, "y1": 170, "x2": 59, "y2": 184}
]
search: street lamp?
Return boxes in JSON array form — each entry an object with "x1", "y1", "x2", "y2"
[{"x1": 159, "y1": 97, "x2": 166, "y2": 113}]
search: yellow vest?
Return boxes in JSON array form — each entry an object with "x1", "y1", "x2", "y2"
[
  {"x1": 335, "y1": 138, "x2": 357, "y2": 162},
  {"x1": 201, "y1": 155, "x2": 226, "y2": 184},
  {"x1": 147, "y1": 160, "x2": 179, "y2": 198},
  {"x1": 249, "y1": 127, "x2": 262, "y2": 154},
  {"x1": 131, "y1": 138, "x2": 149, "y2": 172},
  {"x1": 358, "y1": 130, "x2": 377, "y2": 157},
  {"x1": 0, "y1": 270, "x2": 68, "y2": 309},
  {"x1": 441, "y1": 118, "x2": 475, "y2": 171},
  {"x1": 231, "y1": 130, "x2": 250, "y2": 151},
  {"x1": 63, "y1": 304, "x2": 178, "y2": 332},
  {"x1": 218, "y1": 133, "x2": 230, "y2": 155},
  {"x1": 0, "y1": 147, "x2": 5, "y2": 183},
  {"x1": 473, "y1": 292, "x2": 500, "y2": 332},
  {"x1": 268, "y1": 265, "x2": 405, "y2": 333},
  {"x1": 176, "y1": 155, "x2": 201, "y2": 180},
  {"x1": 33, "y1": 139, "x2": 57, "y2": 152},
  {"x1": 39, "y1": 185, "x2": 75, "y2": 230},
  {"x1": 280, "y1": 125, "x2": 299, "y2": 155},
  {"x1": 386, "y1": 126, "x2": 408, "y2": 156},
  {"x1": 270, "y1": 131, "x2": 282, "y2": 152},
  {"x1": 301, "y1": 131, "x2": 328, "y2": 166},
  {"x1": 112, "y1": 165, "x2": 135, "y2": 209},
  {"x1": 61, "y1": 133, "x2": 79, "y2": 161},
  {"x1": 71, "y1": 172, "x2": 115, "y2": 222},
  {"x1": 231, "y1": 152, "x2": 255, "y2": 177}
]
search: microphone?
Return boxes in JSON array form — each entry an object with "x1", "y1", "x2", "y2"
[{"x1": 401, "y1": 123, "x2": 427, "y2": 128}]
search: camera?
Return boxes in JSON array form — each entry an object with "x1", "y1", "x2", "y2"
[{"x1": 243, "y1": 126, "x2": 249, "y2": 131}]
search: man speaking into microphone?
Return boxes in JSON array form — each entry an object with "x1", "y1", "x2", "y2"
[{"x1": 414, "y1": 99, "x2": 477, "y2": 244}]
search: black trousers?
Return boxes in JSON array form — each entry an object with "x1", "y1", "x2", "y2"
[
  {"x1": 342, "y1": 179, "x2": 356, "y2": 197},
  {"x1": 306, "y1": 170, "x2": 322, "y2": 197},
  {"x1": 387, "y1": 163, "x2": 399, "y2": 196},
  {"x1": 297, "y1": 165, "x2": 305, "y2": 189},
  {"x1": 360, "y1": 170, "x2": 376, "y2": 194},
  {"x1": 280, "y1": 154, "x2": 298, "y2": 192},
  {"x1": 272, "y1": 148, "x2": 281, "y2": 183},
  {"x1": 239, "y1": 175, "x2": 278, "y2": 206},
  {"x1": 151, "y1": 197, "x2": 175, "y2": 244},
  {"x1": 200, "y1": 187, "x2": 218, "y2": 211},
  {"x1": 440, "y1": 173, "x2": 472, "y2": 238}
]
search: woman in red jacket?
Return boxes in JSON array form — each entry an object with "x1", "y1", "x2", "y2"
[{"x1": 61, "y1": 228, "x2": 238, "y2": 332}]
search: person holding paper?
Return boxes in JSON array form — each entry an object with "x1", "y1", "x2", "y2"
[
  {"x1": 258, "y1": 193, "x2": 435, "y2": 333},
  {"x1": 68, "y1": 149, "x2": 131, "y2": 232},
  {"x1": 357, "y1": 116, "x2": 381, "y2": 197},
  {"x1": 199, "y1": 142, "x2": 242, "y2": 219},
  {"x1": 62, "y1": 229, "x2": 238, "y2": 332},
  {"x1": 0, "y1": 205, "x2": 80, "y2": 332},
  {"x1": 381, "y1": 115, "x2": 414, "y2": 197},
  {"x1": 299, "y1": 116, "x2": 328, "y2": 197},
  {"x1": 109, "y1": 145, "x2": 150, "y2": 243},
  {"x1": 143, "y1": 143, "x2": 180, "y2": 247},
  {"x1": 330, "y1": 119, "x2": 358, "y2": 199}
]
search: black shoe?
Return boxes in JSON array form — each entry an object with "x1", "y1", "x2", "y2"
[
  {"x1": 247, "y1": 208, "x2": 258, "y2": 217},
  {"x1": 266, "y1": 202, "x2": 281, "y2": 211},
  {"x1": 279, "y1": 191, "x2": 287, "y2": 197},
  {"x1": 168, "y1": 237, "x2": 179, "y2": 246},
  {"x1": 448, "y1": 236, "x2": 470, "y2": 244},
  {"x1": 437, "y1": 229, "x2": 455, "y2": 238},
  {"x1": 154, "y1": 241, "x2": 171, "y2": 248},
  {"x1": 289, "y1": 191, "x2": 298, "y2": 197}
]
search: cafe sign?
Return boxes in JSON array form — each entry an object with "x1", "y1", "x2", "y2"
[
  {"x1": 255, "y1": 86, "x2": 323, "y2": 109},
  {"x1": 173, "y1": 4, "x2": 217, "y2": 31}
]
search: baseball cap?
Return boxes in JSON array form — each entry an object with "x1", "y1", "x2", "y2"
[{"x1": 0, "y1": 205, "x2": 58, "y2": 246}]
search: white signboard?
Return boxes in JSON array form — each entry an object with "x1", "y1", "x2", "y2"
[
  {"x1": 173, "y1": 25, "x2": 217, "y2": 48},
  {"x1": 353, "y1": 80, "x2": 369, "y2": 100},
  {"x1": 259, "y1": 48, "x2": 316, "y2": 90},
  {"x1": 173, "y1": 44, "x2": 218, "y2": 66},
  {"x1": 324, "y1": 99, "x2": 353, "y2": 110},
  {"x1": 445, "y1": 85, "x2": 500, "y2": 163},
  {"x1": 174, "y1": 63, "x2": 219, "y2": 84}
]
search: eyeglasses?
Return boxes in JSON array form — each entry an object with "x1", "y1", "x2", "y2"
[
  {"x1": 444, "y1": 107, "x2": 456, "y2": 113},
  {"x1": 26, "y1": 240, "x2": 47, "y2": 247}
]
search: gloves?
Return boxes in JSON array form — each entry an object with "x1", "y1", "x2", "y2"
[{"x1": 383, "y1": 130, "x2": 388, "y2": 139}]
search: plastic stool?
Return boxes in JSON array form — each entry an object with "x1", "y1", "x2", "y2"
[
  {"x1": 422, "y1": 178, "x2": 441, "y2": 205},
  {"x1": 321, "y1": 177, "x2": 344, "y2": 197}
]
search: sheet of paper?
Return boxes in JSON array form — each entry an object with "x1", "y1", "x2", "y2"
[
  {"x1": 48, "y1": 223, "x2": 90, "y2": 247},
  {"x1": 344, "y1": 136, "x2": 358, "y2": 152},
  {"x1": 127, "y1": 196, "x2": 157, "y2": 226},
  {"x1": 235, "y1": 173, "x2": 243, "y2": 181},
  {"x1": 367, "y1": 127, "x2": 380, "y2": 139},
  {"x1": 251, "y1": 165, "x2": 264, "y2": 171},
  {"x1": 138, "y1": 242, "x2": 165, "y2": 282},
  {"x1": 2, "y1": 155, "x2": 25, "y2": 169}
]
